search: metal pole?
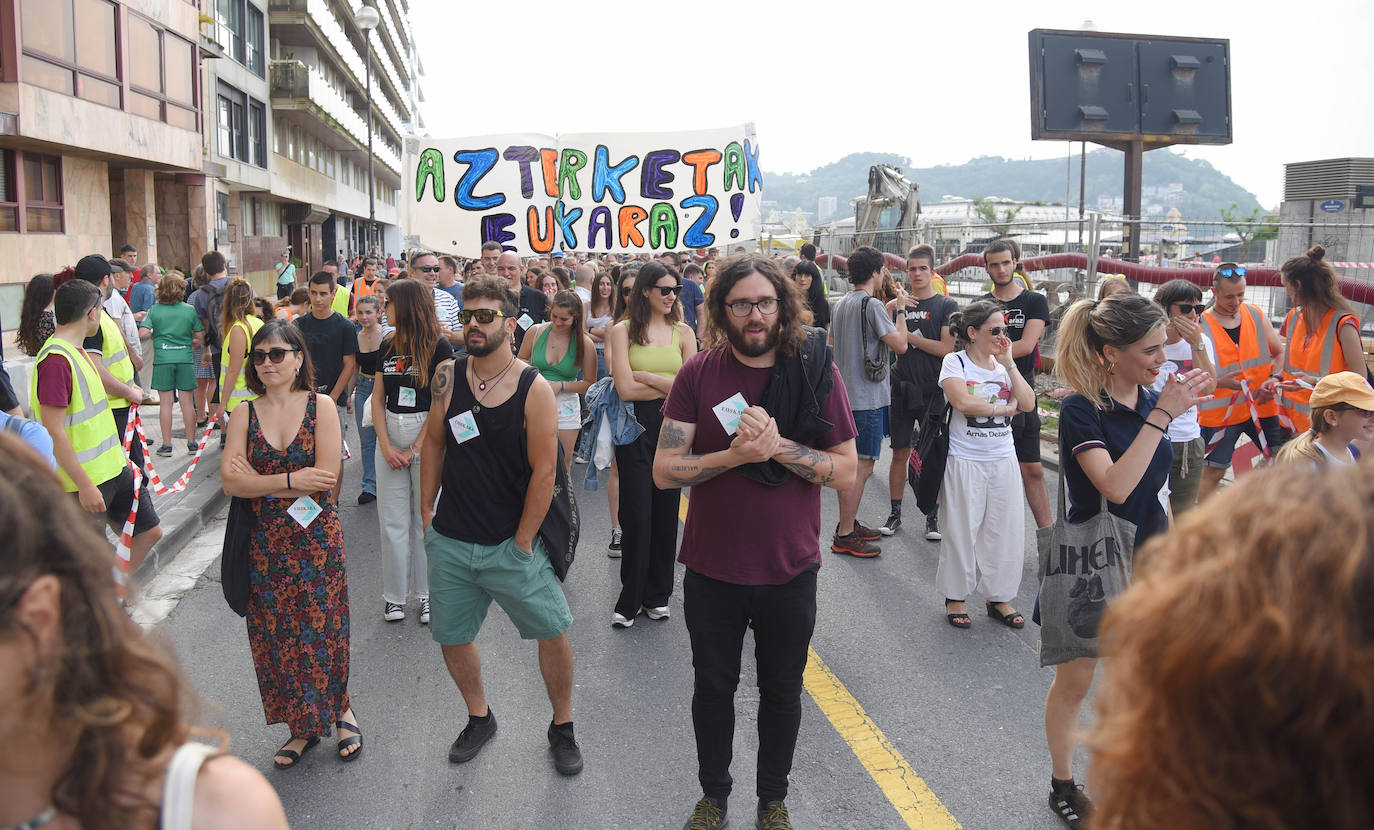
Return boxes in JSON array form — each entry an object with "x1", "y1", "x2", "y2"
[
  {"x1": 1078, "y1": 140, "x2": 1086, "y2": 248},
  {"x1": 365, "y1": 30, "x2": 376, "y2": 256}
]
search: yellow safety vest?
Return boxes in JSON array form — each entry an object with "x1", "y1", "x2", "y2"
[
  {"x1": 220, "y1": 316, "x2": 265, "y2": 413},
  {"x1": 331, "y1": 283, "x2": 351, "y2": 316},
  {"x1": 30, "y1": 337, "x2": 126, "y2": 491},
  {"x1": 95, "y1": 311, "x2": 135, "y2": 410}
]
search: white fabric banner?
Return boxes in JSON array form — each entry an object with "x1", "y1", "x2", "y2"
[{"x1": 403, "y1": 124, "x2": 763, "y2": 257}]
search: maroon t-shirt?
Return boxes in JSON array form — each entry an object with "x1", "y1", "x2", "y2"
[
  {"x1": 36, "y1": 353, "x2": 75, "y2": 409},
  {"x1": 664, "y1": 347, "x2": 856, "y2": 586}
]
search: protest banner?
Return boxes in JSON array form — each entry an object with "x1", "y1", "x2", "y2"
[{"x1": 403, "y1": 124, "x2": 763, "y2": 256}]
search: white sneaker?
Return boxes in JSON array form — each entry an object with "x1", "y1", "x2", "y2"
[
  {"x1": 642, "y1": 605, "x2": 669, "y2": 621},
  {"x1": 611, "y1": 612, "x2": 634, "y2": 628},
  {"x1": 419, "y1": 598, "x2": 431, "y2": 625},
  {"x1": 383, "y1": 602, "x2": 405, "y2": 622}
]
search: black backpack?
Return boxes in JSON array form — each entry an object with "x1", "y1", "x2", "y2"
[{"x1": 204, "y1": 279, "x2": 228, "y2": 348}]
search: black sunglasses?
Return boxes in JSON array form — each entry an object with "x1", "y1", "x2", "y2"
[
  {"x1": 654, "y1": 284, "x2": 682, "y2": 296},
  {"x1": 459, "y1": 308, "x2": 509, "y2": 325},
  {"x1": 621, "y1": 287, "x2": 633, "y2": 296},
  {"x1": 1216, "y1": 266, "x2": 1246, "y2": 279},
  {"x1": 984, "y1": 326, "x2": 1007, "y2": 337},
  {"x1": 251, "y1": 347, "x2": 299, "y2": 365},
  {"x1": 415, "y1": 265, "x2": 442, "y2": 273},
  {"x1": 1175, "y1": 303, "x2": 1206, "y2": 315}
]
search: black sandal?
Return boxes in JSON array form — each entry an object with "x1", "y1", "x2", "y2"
[
  {"x1": 986, "y1": 602, "x2": 1025, "y2": 629},
  {"x1": 336, "y1": 714, "x2": 363, "y2": 762},
  {"x1": 273, "y1": 736, "x2": 319, "y2": 769},
  {"x1": 945, "y1": 599, "x2": 972, "y2": 629}
]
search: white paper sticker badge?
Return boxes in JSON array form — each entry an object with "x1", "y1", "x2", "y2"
[
  {"x1": 712, "y1": 393, "x2": 748, "y2": 435},
  {"x1": 397, "y1": 386, "x2": 417, "y2": 408},
  {"x1": 287, "y1": 495, "x2": 322, "y2": 529},
  {"x1": 558, "y1": 396, "x2": 579, "y2": 419},
  {"x1": 449, "y1": 410, "x2": 481, "y2": 444},
  {"x1": 517, "y1": 313, "x2": 534, "y2": 330}
]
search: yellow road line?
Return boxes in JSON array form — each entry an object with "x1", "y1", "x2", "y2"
[
  {"x1": 677, "y1": 491, "x2": 960, "y2": 828},
  {"x1": 803, "y1": 649, "x2": 962, "y2": 829}
]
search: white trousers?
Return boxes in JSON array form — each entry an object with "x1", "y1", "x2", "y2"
[
  {"x1": 936, "y1": 454, "x2": 1025, "y2": 603},
  {"x1": 376, "y1": 411, "x2": 429, "y2": 605}
]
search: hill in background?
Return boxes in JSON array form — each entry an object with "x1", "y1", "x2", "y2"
[{"x1": 764, "y1": 148, "x2": 1263, "y2": 222}]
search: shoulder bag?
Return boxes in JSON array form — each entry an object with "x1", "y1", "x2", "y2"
[
  {"x1": 516, "y1": 367, "x2": 580, "y2": 581},
  {"x1": 1036, "y1": 413, "x2": 1136, "y2": 667},
  {"x1": 859, "y1": 295, "x2": 887, "y2": 382}
]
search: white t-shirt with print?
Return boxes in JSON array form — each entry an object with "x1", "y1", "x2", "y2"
[
  {"x1": 1151, "y1": 337, "x2": 1215, "y2": 442},
  {"x1": 938, "y1": 351, "x2": 1017, "y2": 461}
]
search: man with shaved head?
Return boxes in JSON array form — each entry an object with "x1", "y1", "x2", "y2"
[{"x1": 495, "y1": 250, "x2": 547, "y2": 351}]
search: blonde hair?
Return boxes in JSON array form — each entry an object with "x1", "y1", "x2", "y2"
[
  {"x1": 1056, "y1": 293, "x2": 1166, "y2": 407},
  {"x1": 1275, "y1": 403, "x2": 1343, "y2": 465}
]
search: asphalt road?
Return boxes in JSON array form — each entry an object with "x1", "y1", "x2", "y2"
[{"x1": 150, "y1": 442, "x2": 1090, "y2": 830}]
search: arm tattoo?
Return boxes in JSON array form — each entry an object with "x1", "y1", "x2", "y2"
[
  {"x1": 775, "y1": 441, "x2": 836, "y2": 486},
  {"x1": 658, "y1": 420, "x2": 688, "y2": 451},
  {"x1": 431, "y1": 361, "x2": 453, "y2": 404},
  {"x1": 663, "y1": 459, "x2": 729, "y2": 486}
]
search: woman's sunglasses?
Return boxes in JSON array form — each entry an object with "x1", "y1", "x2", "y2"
[
  {"x1": 251, "y1": 347, "x2": 299, "y2": 365},
  {"x1": 984, "y1": 326, "x2": 1007, "y2": 337},
  {"x1": 458, "y1": 308, "x2": 509, "y2": 325},
  {"x1": 1174, "y1": 304, "x2": 1206, "y2": 315},
  {"x1": 655, "y1": 284, "x2": 682, "y2": 296}
]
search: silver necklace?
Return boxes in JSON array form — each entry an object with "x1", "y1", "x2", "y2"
[{"x1": 4, "y1": 806, "x2": 56, "y2": 830}]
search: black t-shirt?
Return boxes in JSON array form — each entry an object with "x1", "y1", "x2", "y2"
[
  {"x1": 514, "y1": 285, "x2": 548, "y2": 350},
  {"x1": 891, "y1": 294, "x2": 959, "y2": 392},
  {"x1": 379, "y1": 336, "x2": 454, "y2": 413},
  {"x1": 295, "y1": 312, "x2": 358, "y2": 403},
  {"x1": 982, "y1": 288, "x2": 1050, "y2": 385}
]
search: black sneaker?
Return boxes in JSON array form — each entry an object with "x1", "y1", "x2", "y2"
[
  {"x1": 547, "y1": 721, "x2": 583, "y2": 776},
  {"x1": 607, "y1": 528, "x2": 623, "y2": 558},
  {"x1": 831, "y1": 531, "x2": 881, "y2": 558},
  {"x1": 879, "y1": 512, "x2": 901, "y2": 536},
  {"x1": 851, "y1": 521, "x2": 883, "y2": 541},
  {"x1": 924, "y1": 513, "x2": 943, "y2": 541},
  {"x1": 156, "y1": 444, "x2": 173, "y2": 458},
  {"x1": 1048, "y1": 781, "x2": 1093, "y2": 826},
  {"x1": 683, "y1": 797, "x2": 728, "y2": 830},
  {"x1": 358, "y1": 491, "x2": 376, "y2": 505},
  {"x1": 756, "y1": 800, "x2": 792, "y2": 830},
  {"x1": 448, "y1": 709, "x2": 497, "y2": 764}
]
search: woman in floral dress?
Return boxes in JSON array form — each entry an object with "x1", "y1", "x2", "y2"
[{"x1": 221, "y1": 320, "x2": 361, "y2": 769}]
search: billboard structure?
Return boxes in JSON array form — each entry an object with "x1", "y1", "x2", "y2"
[{"x1": 1029, "y1": 29, "x2": 1232, "y2": 259}]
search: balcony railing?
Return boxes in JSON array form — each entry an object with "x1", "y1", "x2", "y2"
[{"x1": 269, "y1": 59, "x2": 402, "y2": 176}]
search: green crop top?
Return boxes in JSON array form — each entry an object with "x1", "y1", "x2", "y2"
[
  {"x1": 627, "y1": 322, "x2": 684, "y2": 378},
  {"x1": 531, "y1": 324, "x2": 580, "y2": 382}
]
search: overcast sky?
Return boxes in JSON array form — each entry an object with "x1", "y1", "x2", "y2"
[{"x1": 409, "y1": 0, "x2": 1372, "y2": 209}]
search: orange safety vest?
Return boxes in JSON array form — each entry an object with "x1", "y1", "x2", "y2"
[
  {"x1": 1198, "y1": 303, "x2": 1277, "y2": 426},
  {"x1": 1278, "y1": 307, "x2": 1356, "y2": 433},
  {"x1": 354, "y1": 277, "x2": 382, "y2": 299}
]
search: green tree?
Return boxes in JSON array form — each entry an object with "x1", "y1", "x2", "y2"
[
  {"x1": 1219, "y1": 202, "x2": 1278, "y2": 262},
  {"x1": 973, "y1": 197, "x2": 1022, "y2": 236}
]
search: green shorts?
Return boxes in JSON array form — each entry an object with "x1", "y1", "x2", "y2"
[
  {"x1": 424, "y1": 526, "x2": 572, "y2": 645},
  {"x1": 152, "y1": 362, "x2": 196, "y2": 392}
]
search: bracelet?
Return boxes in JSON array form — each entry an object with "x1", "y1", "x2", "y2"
[
  {"x1": 1155, "y1": 406, "x2": 1177, "y2": 422},
  {"x1": 1142, "y1": 420, "x2": 1168, "y2": 436},
  {"x1": 286, "y1": 471, "x2": 291, "y2": 490},
  {"x1": 1191, "y1": 342, "x2": 1206, "y2": 351}
]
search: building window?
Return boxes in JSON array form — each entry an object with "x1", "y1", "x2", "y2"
[
  {"x1": 242, "y1": 196, "x2": 257, "y2": 237},
  {"x1": 125, "y1": 12, "x2": 197, "y2": 129},
  {"x1": 0, "y1": 151, "x2": 65, "y2": 233},
  {"x1": 248, "y1": 102, "x2": 266, "y2": 167},
  {"x1": 216, "y1": 191, "x2": 229, "y2": 247},
  {"x1": 246, "y1": 5, "x2": 264, "y2": 77},
  {"x1": 21, "y1": 0, "x2": 120, "y2": 106}
]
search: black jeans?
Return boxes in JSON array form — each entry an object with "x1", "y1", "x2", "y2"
[
  {"x1": 612, "y1": 398, "x2": 680, "y2": 618},
  {"x1": 684, "y1": 567, "x2": 818, "y2": 802}
]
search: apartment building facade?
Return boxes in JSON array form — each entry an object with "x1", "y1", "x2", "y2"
[{"x1": 0, "y1": 0, "x2": 420, "y2": 322}]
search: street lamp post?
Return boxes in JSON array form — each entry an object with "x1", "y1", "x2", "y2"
[{"x1": 354, "y1": 3, "x2": 381, "y2": 256}]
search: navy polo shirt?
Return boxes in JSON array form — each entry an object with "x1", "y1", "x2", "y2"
[{"x1": 1060, "y1": 388, "x2": 1173, "y2": 548}]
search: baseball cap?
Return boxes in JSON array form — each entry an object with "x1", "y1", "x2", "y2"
[
  {"x1": 1309, "y1": 371, "x2": 1374, "y2": 411},
  {"x1": 551, "y1": 251, "x2": 565, "y2": 259},
  {"x1": 74, "y1": 253, "x2": 112, "y2": 284}
]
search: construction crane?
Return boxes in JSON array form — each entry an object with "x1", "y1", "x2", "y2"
[{"x1": 853, "y1": 164, "x2": 920, "y2": 251}]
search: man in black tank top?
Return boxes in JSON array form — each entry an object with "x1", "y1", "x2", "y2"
[{"x1": 418, "y1": 276, "x2": 583, "y2": 777}]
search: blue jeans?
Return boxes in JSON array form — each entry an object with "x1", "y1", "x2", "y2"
[{"x1": 354, "y1": 375, "x2": 378, "y2": 495}]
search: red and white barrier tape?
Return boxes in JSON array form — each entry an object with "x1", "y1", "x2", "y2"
[
  {"x1": 1202, "y1": 378, "x2": 1271, "y2": 462},
  {"x1": 112, "y1": 412, "x2": 142, "y2": 600},
  {"x1": 129, "y1": 410, "x2": 216, "y2": 496}
]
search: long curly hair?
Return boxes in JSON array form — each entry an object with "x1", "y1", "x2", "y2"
[
  {"x1": 706, "y1": 253, "x2": 810, "y2": 357},
  {"x1": 1091, "y1": 465, "x2": 1374, "y2": 829},
  {"x1": 0, "y1": 434, "x2": 217, "y2": 829}
]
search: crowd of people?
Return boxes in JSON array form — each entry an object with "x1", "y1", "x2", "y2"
[{"x1": 3, "y1": 237, "x2": 1372, "y2": 829}]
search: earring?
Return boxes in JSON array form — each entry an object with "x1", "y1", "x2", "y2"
[{"x1": 1107, "y1": 362, "x2": 1116, "y2": 375}]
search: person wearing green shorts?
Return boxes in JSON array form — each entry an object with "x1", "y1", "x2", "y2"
[
  {"x1": 417, "y1": 281, "x2": 583, "y2": 777},
  {"x1": 139, "y1": 274, "x2": 203, "y2": 457}
]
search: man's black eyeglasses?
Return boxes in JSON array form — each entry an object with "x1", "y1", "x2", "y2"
[
  {"x1": 1216, "y1": 266, "x2": 1246, "y2": 279},
  {"x1": 459, "y1": 308, "x2": 509, "y2": 325},
  {"x1": 726, "y1": 298, "x2": 780, "y2": 317},
  {"x1": 251, "y1": 347, "x2": 299, "y2": 365},
  {"x1": 415, "y1": 265, "x2": 442, "y2": 274}
]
